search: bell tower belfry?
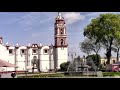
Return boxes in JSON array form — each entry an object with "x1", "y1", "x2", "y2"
[{"x1": 54, "y1": 12, "x2": 68, "y2": 69}]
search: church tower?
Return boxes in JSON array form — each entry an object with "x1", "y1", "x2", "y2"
[{"x1": 54, "y1": 12, "x2": 68, "y2": 69}]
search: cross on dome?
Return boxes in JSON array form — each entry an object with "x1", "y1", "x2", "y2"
[
  {"x1": 58, "y1": 12, "x2": 61, "y2": 16},
  {"x1": 56, "y1": 12, "x2": 64, "y2": 20},
  {"x1": 58, "y1": 12, "x2": 62, "y2": 19}
]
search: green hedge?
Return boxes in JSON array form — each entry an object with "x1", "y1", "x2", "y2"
[
  {"x1": 17, "y1": 73, "x2": 98, "y2": 78},
  {"x1": 103, "y1": 72, "x2": 120, "y2": 77},
  {"x1": 17, "y1": 73, "x2": 64, "y2": 78}
]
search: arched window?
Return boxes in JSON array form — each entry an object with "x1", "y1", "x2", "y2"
[
  {"x1": 21, "y1": 49, "x2": 26, "y2": 55},
  {"x1": 32, "y1": 56, "x2": 38, "y2": 68},
  {"x1": 55, "y1": 28, "x2": 57, "y2": 35},
  {"x1": 113, "y1": 60, "x2": 115, "y2": 63},
  {"x1": 60, "y1": 29, "x2": 64, "y2": 34},
  {"x1": 32, "y1": 49, "x2": 38, "y2": 55},
  {"x1": 9, "y1": 49, "x2": 14, "y2": 55},
  {"x1": 43, "y1": 49, "x2": 48, "y2": 54},
  {"x1": 61, "y1": 39, "x2": 64, "y2": 46}
]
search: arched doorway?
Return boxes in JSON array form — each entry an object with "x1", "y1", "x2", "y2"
[
  {"x1": 113, "y1": 60, "x2": 115, "y2": 64},
  {"x1": 31, "y1": 56, "x2": 38, "y2": 73}
]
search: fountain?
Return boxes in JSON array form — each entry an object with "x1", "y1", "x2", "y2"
[{"x1": 65, "y1": 56, "x2": 103, "y2": 77}]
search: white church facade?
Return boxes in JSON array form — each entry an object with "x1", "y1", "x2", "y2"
[{"x1": 0, "y1": 13, "x2": 68, "y2": 72}]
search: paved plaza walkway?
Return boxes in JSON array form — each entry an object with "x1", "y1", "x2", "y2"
[
  {"x1": 0, "y1": 73, "x2": 17, "y2": 78},
  {"x1": 1, "y1": 72, "x2": 120, "y2": 78}
]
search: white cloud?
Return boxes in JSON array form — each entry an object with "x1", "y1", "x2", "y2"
[
  {"x1": 85, "y1": 12, "x2": 120, "y2": 22},
  {"x1": 62, "y1": 12, "x2": 85, "y2": 25},
  {"x1": 84, "y1": 12, "x2": 114, "y2": 17},
  {"x1": 17, "y1": 12, "x2": 56, "y2": 31},
  {"x1": 19, "y1": 12, "x2": 52, "y2": 25}
]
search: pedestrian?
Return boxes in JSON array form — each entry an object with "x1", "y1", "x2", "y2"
[{"x1": 11, "y1": 72, "x2": 16, "y2": 78}]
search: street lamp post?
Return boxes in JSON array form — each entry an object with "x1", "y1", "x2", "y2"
[
  {"x1": 83, "y1": 55, "x2": 86, "y2": 63},
  {"x1": 67, "y1": 52, "x2": 76, "y2": 72},
  {"x1": 68, "y1": 52, "x2": 76, "y2": 61}
]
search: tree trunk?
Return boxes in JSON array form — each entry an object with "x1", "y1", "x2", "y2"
[
  {"x1": 106, "y1": 38, "x2": 113, "y2": 64},
  {"x1": 105, "y1": 50, "x2": 111, "y2": 72},
  {"x1": 117, "y1": 48, "x2": 119, "y2": 62},
  {"x1": 96, "y1": 53, "x2": 98, "y2": 68},
  {"x1": 32, "y1": 63, "x2": 34, "y2": 73}
]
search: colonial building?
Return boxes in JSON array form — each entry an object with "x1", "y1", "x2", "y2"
[
  {"x1": 0, "y1": 12, "x2": 68, "y2": 72},
  {"x1": 101, "y1": 57, "x2": 119, "y2": 64}
]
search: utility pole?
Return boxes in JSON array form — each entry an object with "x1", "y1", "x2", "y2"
[{"x1": 68, "y1": 52, "x2": 76, "y2": 61}]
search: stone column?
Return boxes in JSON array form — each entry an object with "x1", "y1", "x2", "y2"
[
  {"x1": 14, "y1": 46, "x2": 19, "y2": 71},
  {"x1": 38, "y1": 47, "x2": 40, "y2": 72}
]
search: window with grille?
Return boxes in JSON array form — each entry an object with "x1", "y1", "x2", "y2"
[
  {"x1": 32, "y1": 49, "x2": 38, "y2": 54},
  {"x1": 9, "y1": 49, "x2": 14, "y2": 55},
  {"x1": 44, "y1": 49, "x2": 48, "y2": 54},
  {"x1": 21, "y1": 49, "x2": 26, "y2": 55}
]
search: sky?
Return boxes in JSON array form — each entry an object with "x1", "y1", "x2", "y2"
[{"x1": 0, "y1": 12, "x2": 120, "y2": 59}]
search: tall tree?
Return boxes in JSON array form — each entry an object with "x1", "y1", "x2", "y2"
[
  {"x1": 80, "y1": 38, "x2": 101, "y2": 64},
  {"x1": 86, "y1": 54, "x2": 101, "y2": 68},
  {"x1": 84, "y1": 13, "x2": 120, "y2": 64},
  {"x1": 112, "y1": 38, "x2": 120, "y2": 62},
  {"x1": 80, "y1": 39, "x2": 93, "y2": 55},
  {"x1": 80, "y1": 38, "x2": 101, "y2": 55}
]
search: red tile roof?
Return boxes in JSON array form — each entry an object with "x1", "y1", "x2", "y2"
[{"x1": 0, "y1": 59, "x2": 18, "y2": 67}]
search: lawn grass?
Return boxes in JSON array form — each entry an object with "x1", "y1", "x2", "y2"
[
  {"x1": 17, "y1": 72, "x2": 120, "y2": 78},
  {"x1": 102, "y1": 72, "x2": 120, "y2": 76},
  {"x1": 17, "y1": 72, "x2": 97, "y2": 78},
  {"x1": 17, "y1": 73, "x2": 64, "y2": 78}
]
